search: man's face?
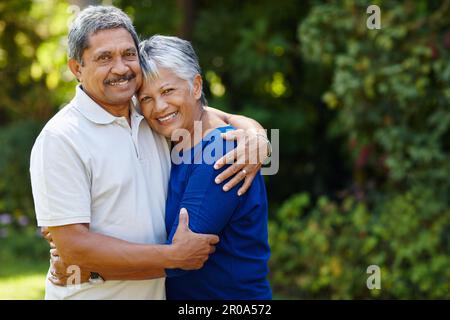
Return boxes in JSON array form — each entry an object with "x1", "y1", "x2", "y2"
[{"x1": 73, "y1": 28, "x2": 142, "y2": 108}]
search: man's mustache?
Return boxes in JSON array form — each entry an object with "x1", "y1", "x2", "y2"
[{"x1": 104, "y1": 73, "x2": 136, "y2": 85}]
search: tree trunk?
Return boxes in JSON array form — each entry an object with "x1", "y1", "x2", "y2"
[
  {"x1": 67, "y1": 0, "x2": 100, "y2": 9},
  {"x1": 176, "y1": 0, "x2": 196, "y2": 40}
]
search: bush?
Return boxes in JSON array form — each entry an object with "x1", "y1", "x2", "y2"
[
  {"x1": 269, "y1": 192, "x2": 450, "y2": 299},
  {"x1": 0, "y1": 225, "x2": 49, "y2": 264},
  {"x1": 0, "y1": 120, "x2": 49, "y2": 266},
  {"x1": 298, "y1": 0, "x2": 450, "y2": 199},
  {"x1": 266, "y1": 0, "x2": 449, "y2": 299},
  {"x1": 0, "y1": 120, "x2": 43, "y2": 221}
]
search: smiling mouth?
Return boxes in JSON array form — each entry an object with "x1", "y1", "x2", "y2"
[
  {"x1": 105, "y1": 74, "x2": 136, "y2": 87},
  {"x1": 156, "y1": 111, "x2": 178, "y2": 124},
  {"x1": 109, "y1": 79, "x2": 130, "y2": 86}
]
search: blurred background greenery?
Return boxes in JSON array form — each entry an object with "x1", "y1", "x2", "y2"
[{"x1": 0, "y1": 0, "x2": 449, "y2": 299}]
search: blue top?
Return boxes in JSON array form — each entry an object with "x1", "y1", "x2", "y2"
[{"x1": 165, "y1": 125, "x2": 272, "y2": 300}]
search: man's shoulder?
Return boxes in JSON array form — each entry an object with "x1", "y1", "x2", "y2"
[
  {"x1": 39, "y1": 102, "x2": 89, "y2": 138},
  {"x1": 32, "y1": 102, "x2": 94, "y2": 156}
]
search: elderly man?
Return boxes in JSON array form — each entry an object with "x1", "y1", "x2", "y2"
[{"x1": 30, "y1": 6, "x2": 269, "y2": 300}]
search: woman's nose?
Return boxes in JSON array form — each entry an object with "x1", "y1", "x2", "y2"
[{"x1": 154, "y1": 97, "x2": 168, "y2": 112}]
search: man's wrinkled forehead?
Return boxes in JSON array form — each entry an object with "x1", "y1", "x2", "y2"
[{"x1": 82, "y1": 27, "x2": 138, "y2": 58}]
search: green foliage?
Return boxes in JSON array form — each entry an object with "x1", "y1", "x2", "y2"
[
  {"x1": 0, "y1": 121, "x2": 48, "y2": 268},
  {"x1": 0, "y1": 0, "x2": 75, "y2": 123},
  {"x1": 269, "y1": 192, "x2": 450, "y2": 299},
  {"x1": 0, "y1": 120, "x2": 43, "y2": 217},
  {"x1": 0, "y1": 225, "x2": 48, "y2": 263},
  {"x1": 267, "y1": 0, "x2": 450, "y2": 299},
  {"x1": 299, "y1": 0, "x2": 450, "y2": 197}
]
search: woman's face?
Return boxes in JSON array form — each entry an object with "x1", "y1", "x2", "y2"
[{"x1": 137, "y1": 67, "x2": 202, "y2": 138}]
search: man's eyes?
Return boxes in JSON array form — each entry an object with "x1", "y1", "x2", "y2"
[
  {"x1": 96, "y1": 52, "x2": 136, "y2": 62},
  {"x1": 124, "y1": 51, "x2": 137, "y2": 59},
  {"x1": 98, "y1": 55, "x2": 111, "y2": 61}
]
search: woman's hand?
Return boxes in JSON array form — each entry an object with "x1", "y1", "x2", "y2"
[{"x1": 41, "y1": 227, "x2": 90, "y2": 286}]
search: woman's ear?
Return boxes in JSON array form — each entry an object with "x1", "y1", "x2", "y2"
[
  {"x1": 68, "y1": 59, "x2": 83, "y2": 82},
  {"x1": 192, "y1": 74, "x2": 203, "y2": 100}
]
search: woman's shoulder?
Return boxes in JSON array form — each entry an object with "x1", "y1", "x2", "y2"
[
  {"x1": 208, "y1": 125, "x2": 235, "y2": 135},
  {"x1": 193, "y1": 125, "x2": 236, "y2": 165},
  {"x1": 202, "y1": 125, "x2": 235, "y2": 147}
]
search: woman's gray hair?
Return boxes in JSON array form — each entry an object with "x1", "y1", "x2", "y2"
[
  {"x1": 68, "y1": 6, "x2": 140, "y2": 64},
  {"x1": 139, "y1": 35, "x2": 207, "y2": 105}
]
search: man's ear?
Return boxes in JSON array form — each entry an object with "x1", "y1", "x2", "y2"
[
  {"x1": 193, "y1": 74, "x2": 203, "y2": 100},
  {"x1": 68, "y1": 58, "x2": 83, "y2": 82}
]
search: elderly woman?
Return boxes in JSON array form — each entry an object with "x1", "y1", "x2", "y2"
[{"x1": 138, "y1": 35, "x2": 272, "y2": 300}]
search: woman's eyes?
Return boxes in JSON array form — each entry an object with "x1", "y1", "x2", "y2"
[
  {"x1": 140, "y1": 96, "x2": 152, "y2": 103},
  {"x1": 162, "y1": 88, "x2": 174, "y2": 95},
  {"x1": 140, "y1": 89, "x2": 174, "y2": 102}
]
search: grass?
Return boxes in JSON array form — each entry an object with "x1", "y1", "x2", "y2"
[
  {"x1": 0, "y1": 257, "x2": 292, "y2": 300},
  {"x1": 0, "y1": 258, "x2": 48, "y2": 300}
]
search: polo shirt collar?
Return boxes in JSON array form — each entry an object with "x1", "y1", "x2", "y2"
[{"x1": 73, "y1": 85, "x2": 122, "y2": 125}]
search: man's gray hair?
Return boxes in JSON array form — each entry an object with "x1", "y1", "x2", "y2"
[
  {"x1": 68, "y1": 5, "x2": 140, "y2": 64},
  {"x1": 139, "y1": 35, "x2": 207, "y2": 105}
]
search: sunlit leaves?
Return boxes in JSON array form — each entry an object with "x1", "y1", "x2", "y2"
[
  {"x1": 0, "y1": 0, "x2": 75, "y2": 120},
  {"x1": 205, "y1": 70, "x2": 225, "y2": 98}
]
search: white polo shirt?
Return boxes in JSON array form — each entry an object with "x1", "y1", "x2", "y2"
[{"x1": 30, "y1": 85, "x2": 171, "y2": 300}]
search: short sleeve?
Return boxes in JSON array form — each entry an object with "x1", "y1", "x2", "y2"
[{"x1": 30, "y1": 131, "x2": 92, "y2": 227}]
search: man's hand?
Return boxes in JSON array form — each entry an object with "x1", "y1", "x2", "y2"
[
  {"x1": 170, "y1": 208, "x2": 219, "y2": 270},
  {"x1": 214, "y1": 129, "x2": 269, "y2": 196}
]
